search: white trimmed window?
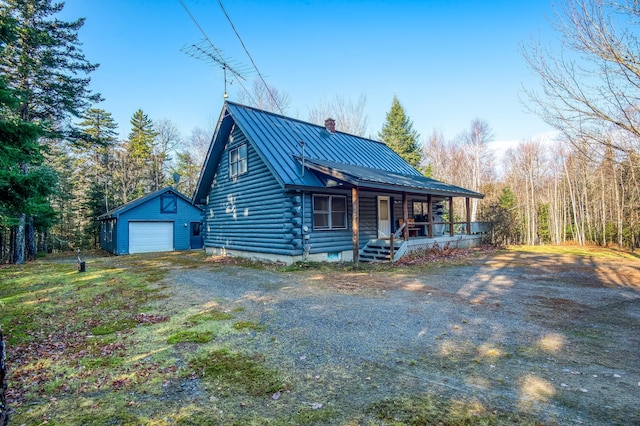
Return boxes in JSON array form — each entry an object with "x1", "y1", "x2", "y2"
[
  {"x1": 313, "y1": 195, "x2": 347, "y2": 230},
  {"x1": 229, "y1": 144, "x2": 247, "y2": 177}
]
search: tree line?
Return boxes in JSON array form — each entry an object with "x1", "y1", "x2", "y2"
[{"x1": 2, "y1": 0, "x2": 640, "y2": 265}]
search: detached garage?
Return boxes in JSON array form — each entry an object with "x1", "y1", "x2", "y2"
[{"x1": 99, "y1": 187, "x2": 204, "y2": 255}]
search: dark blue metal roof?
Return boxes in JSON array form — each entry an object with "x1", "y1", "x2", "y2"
[
  {"x1": 193, "y1": 102, "x2": 483, "y2": 203},
  {"x1": 300, "y1": 158, "x2": 483, "y2": 198}
]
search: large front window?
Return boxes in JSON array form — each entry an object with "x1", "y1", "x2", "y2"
[
  {"x1": 229, "y1": 144, "x2": 247, "y2": 177},
  {"x1": 313, "y1": 195, "x2": 347, "y2": 230}
]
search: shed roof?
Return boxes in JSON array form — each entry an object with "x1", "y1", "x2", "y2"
[
  {"x1": 193, "y1": 102, "x2": 483, "y2": 203},
  {"x1": 98, "y1": 187, "x2": 200, "y2": 220}
]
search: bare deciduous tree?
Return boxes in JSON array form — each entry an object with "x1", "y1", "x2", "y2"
[
  {"x1": 151, "y1": 118, "x2": 181, "y2": 190},
  {"x1": 308, "y1": 94, "x2": 369, "y2": 137},
  {"x1": 187, "y1": 127, "x2": 213, "y2": 172},
  {"x1": 235, "y1": 79, "x2": 290, "y2": 113},
  {"x1": 523, "y1": 0, "x2": 640, "y2": 154}
]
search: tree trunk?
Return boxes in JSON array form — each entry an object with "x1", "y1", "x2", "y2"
[
  {"x1": 0, "y1": 332, "x2": 8, "y2": 426},
  {"x1": 15, "y1": 214, "x2": 25, "y2": 264},
  {"x1": 27, "y1": 216, "x2": 36, "y2": 261}
]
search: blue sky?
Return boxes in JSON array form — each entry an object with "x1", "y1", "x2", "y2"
[{"x1": 59, "y1": 0, "x2": 559, "y2": 148}]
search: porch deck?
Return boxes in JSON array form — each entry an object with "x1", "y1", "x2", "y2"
[
  {"x1": 405, "y1": 233, "x2": 484, "y2": 252},
  {"x1": 402, "y1": 221, "x2": 490, "y2": 253}
]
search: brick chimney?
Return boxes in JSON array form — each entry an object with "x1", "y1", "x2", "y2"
[{"x1": 324, "y1": 118, "x2": 336, "y2": 133}]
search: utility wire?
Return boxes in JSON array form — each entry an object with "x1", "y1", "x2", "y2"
[
  {"x1": 178, "y1": 0, "x2": 256, "y2": 105},
  {"x1": 216, "y1": 0, "x2": 310, "y2": 178},
  {"x1": 216, "y1": 0, "x2": 284, "y2": 116}
]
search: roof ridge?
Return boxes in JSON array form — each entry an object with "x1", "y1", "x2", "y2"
[{"x1": 225, "y1": 100, "x2": 386, "y2": 144}]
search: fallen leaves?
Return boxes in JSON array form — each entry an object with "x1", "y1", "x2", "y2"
[{"x1": 132, "y1": 313, "x2": 168, "y2": 325}]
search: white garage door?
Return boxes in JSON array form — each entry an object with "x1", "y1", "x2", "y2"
[{"x1": 129, "y1": 222, "x2": 174, "y2": 254}]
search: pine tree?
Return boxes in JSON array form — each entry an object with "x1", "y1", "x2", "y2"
[
  {"x1": 172, "y1": 151, "x2": 200, "y2": 197},
  {"x1": 0, "y1": 0, "x2": 99, "y2": 262},
  {"x1": 125, "y1": 109, "x2": 157, "y2": 198},
  {"x1": 77, "y1": 108, "x2": 118, "y2": 247},
  {"x1": 378, "y1": 96, "x2": 421, "y2": 168},
  {"x1": 128, "y1": 109, "x2": 157, "y2": 160}
]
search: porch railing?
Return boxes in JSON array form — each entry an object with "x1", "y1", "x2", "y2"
[{"x1": 398, "y1": 220, "x2": 492, "y2": 239}]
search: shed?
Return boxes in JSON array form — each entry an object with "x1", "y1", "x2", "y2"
[{"x1": 98, "y1": 187, "x2": 204, "y2": 255}]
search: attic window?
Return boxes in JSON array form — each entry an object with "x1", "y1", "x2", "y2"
[
  {"x1": 229, "y1": 144, "x2": 247, "y2": 178},
  {"x1": 161, "y1": 194, "x2": 177, "y2": 213}
]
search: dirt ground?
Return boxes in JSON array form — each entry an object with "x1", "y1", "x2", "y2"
[{"x1": 155, "y1": 248, "x2": 640, "y2": 425}]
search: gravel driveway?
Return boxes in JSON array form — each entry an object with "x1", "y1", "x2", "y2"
[{"x1": 164, "y1": 250, "x2": 640, "y2": 425}]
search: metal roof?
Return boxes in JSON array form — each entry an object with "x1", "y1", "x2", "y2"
[
  {"x1": 99, "y1": 187, "x2": 200, "y2": 220},
  {"x1": 300, "y1": 158, "x2": 484, "y2": 198},
  {"x1": 193, "y1": 102, "x2": 483, "y2": 203}
]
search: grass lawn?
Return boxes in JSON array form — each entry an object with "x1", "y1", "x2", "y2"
[{"x1": 1, "y1": 246, "x2": 636, "y2": 425}]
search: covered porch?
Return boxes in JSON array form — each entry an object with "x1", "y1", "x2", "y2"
[
  {"x1": 300, "y1": 157, "x2": 485, "y2": 263},
  {"x1": 355, "y1": 191, "x2": 490, "y2": 262}
]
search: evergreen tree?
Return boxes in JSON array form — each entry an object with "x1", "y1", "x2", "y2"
[
  {"x1": 128, "y1": 109, "x2": 156, "y2": 160},
  {"x1": 171, "y1": 151, "x2": 200, "y2": 197},
  {"x1": 0, "y1": 0, "x2": 99, "y2": 262},
  {"x1": 76, "y1": 108, "x2": 118, "y2": 247},
  {"x1": 378, "y1": 96, "x2": 421, "y2": 168},
  {"x1": 125, "y1": 109, "x2": 157, "y2": 198}
]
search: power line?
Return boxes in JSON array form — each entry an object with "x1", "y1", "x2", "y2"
[
  {"x1": 178, "y1": 0, "x2": 255, "y2": 103},
  {"x1": 216, "y1": 0, "x2": 284, "y2": 115}
]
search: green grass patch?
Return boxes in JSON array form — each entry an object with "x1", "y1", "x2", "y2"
[
  {"x1": 80, "y1": 355, "x2": 125, "y2": 368},
  {"x1": 91, "y1": 318, "x2": 138, "y2": 335},
  {"x1": 189, "y1": 349, "x2": 286, "y2": 396},
  {"x1": 187, "y1": 308, "x2": 234, "y2": 324},
  {"x1": 167, "y1": 330, "x2": 215, "y2": 344},
  {"x1": 233, "y1": 321, "x2": 265, "y2": 331}
]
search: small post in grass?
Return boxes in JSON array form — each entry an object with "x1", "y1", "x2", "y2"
[{"x1": 77, "y1": 248, "x2": 86, "y2": 273}]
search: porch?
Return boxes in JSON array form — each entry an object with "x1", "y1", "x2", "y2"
[{"x1": 358, "y1": 222, "x2": 491, "y2": 262}]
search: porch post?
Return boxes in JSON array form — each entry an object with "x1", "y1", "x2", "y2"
[
  {"x1": 402, "y1": 192, "x2": 409, "y2": 241},
  {"x1": 427, "y1": 194, "x2": 433, "y2": 238},
  {"x1": 352, "y1": 187, "x2": 360, "y2": 264},
  {"x1": 465, "y1": 197, "x2": 471, "y2": 235},
  {"x1": 449, "y1": 196, "x2": 454, "y2": 237}
]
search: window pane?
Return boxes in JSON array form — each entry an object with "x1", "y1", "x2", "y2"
[
  {"x1": 332, "y1": 212, "x2": 346, "y2": 228},
  {"x1": 331, "y1": 196, "x2": 346, "y2": 213},
  {"x1": 230, "y1": 162, "x2": 237, "y2": 177},
  {"x1": 230, "y1": 149, "x2": 238, "y2": 163},
  {"x1": 314, "y1": 213, "x2": 329, "y2": 228},
  {"x1": 314, "y1": 196, "x2": 329, "y2": 212},
  {"x1": 239, "y1": 144, "x2": 247, "y2": 159},
  {"x1": 379, "y1": 199, "x2": 389, "y2": 220},
  {"x1": 238, "y1": 158, "x2": 247, "y2": 175}
]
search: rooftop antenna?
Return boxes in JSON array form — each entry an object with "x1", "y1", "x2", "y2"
[{"x1": 182, "y1": 40, "x2": 253, "y2": 99}]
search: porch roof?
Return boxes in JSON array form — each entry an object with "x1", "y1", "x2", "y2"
[{"x1": 297, "y1": 157, "x2": 484, "y2": 199}]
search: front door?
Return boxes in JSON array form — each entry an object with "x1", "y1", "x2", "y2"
[
  {"x1": 190, "y1": 222, "x2": 204, "y2": 249},
  {"x1": 377, "y1": 196, "x2": 391, "y2": 238}
]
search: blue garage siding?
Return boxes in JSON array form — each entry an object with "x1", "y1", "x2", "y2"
[
  {"x1": 100, "y1": 190, "x2": 202, "y2": 255},
  {"x1": 205, "y1": 128, "x2": 300, "y2": 255},
  {"x1": 100, "y1": 219, "x2": 117, "y2": 254}
]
